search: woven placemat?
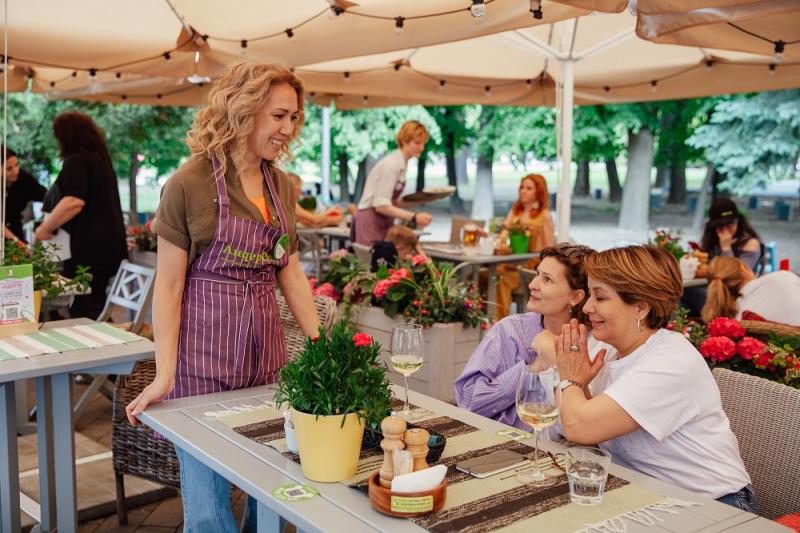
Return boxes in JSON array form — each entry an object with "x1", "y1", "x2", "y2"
[{"x1": 218, "y1": 405, "x2": 665, "y2": 532}]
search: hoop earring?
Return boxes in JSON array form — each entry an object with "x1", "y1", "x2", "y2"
[{"x1": 636, "y1": 318, "x2": 643, "y2": 331}]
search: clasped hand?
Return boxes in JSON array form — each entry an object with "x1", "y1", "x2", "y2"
[{"x1": 555, "y1": 319, "x2": 606, "y2": 388}]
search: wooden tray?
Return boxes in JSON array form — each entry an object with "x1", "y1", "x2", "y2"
[
  {"x1": 368, "y1": 471, "x2": 447, "y2": 518},
  {"x1": 401, "y1": 190, "x2": 454, "y2": 203}
]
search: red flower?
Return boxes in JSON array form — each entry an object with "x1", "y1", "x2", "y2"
[
  {"x1": 353, "y1": 332, "x2": 372, "y2": 347},
  {"x1": 699, "y1": 336, "x2": 737, "y2": 362},
  {"x1": 736, "y1": 336, "x2": 766, "y2": 361},
  {"x1": 311, "y1": 335, "x2": 319, "y2": 343},
  {"x1": 412, "y1": 254, "x2": 427, "y2": 266},
  {"x1": 420, "y1": 309, "x2": 429, "y2": 315},
  {"x1": 390, "y1": 268, "x2": 411, "y2": 282},
  {"x1": 666, "y1": 323, "x2": 674, "y2": 330},
  {"x1": 707, "y1": 317, "x2": 745, "y2": 339},
  {"x1": 373, "y1": 279, "x2": 392, "y2": 298},
  {"x1": 480, "y1": 322, "x2": 489, "y2": 330},
  {"x1": 754, "y1": 353, "x2": 771, "y2": 369},
  {"x1": 464, "y1": 299, "x2": 473, "y2": 310}
]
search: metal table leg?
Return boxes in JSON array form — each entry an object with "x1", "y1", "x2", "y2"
[
  {"x1": 35, "y1": 377, "x2": 56, "y2": 532},
  {"x1": 256, "y1": 501, "x2": 287, "y2": 533},
  {"x1": 51, "y1": 373, "x2": 77, "y2": 531},
  {"x1": 0, "y1": 382, "x2": 21, "y2": 533},
  {"x1": 487, "y1": 264, "x2": 498, "y2": 315}
]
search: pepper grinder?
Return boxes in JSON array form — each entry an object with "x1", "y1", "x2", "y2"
[
  {"x1": 404, "y1": 427, "x2": 430, "y2": 471},
  {"x1": 379, "y1": 415, "x2": 406, "y2": 488}
]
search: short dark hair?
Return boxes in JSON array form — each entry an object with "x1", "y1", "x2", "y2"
[{"x1": 0, "y1": 145, "x2": 17, "y2": 162}]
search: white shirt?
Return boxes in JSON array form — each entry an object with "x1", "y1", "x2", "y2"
[
  {"x1": 589, "y1": 329, "x2": 750, "y2": 499},
  {"x1": 736, "y1": 271, "x2": 800, "y2": 326},
  {"x1": 357, "y1": 150, "x2": 407, "y2": 210}
]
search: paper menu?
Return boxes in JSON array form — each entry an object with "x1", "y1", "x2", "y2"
[{"x1": 0, "y1": 264, "x2": 36, "y2": 325}]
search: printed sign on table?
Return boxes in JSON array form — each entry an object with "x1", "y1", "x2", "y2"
[{"x1": 0, "y1": 264, "x2": 36, "y2": 326}]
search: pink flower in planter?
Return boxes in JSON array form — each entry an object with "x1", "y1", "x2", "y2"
[
  {"x1": 353, "y1": 332, "x2": 372, "y2": 347},
  {"x1": 412, "y1": 254, "x2": 427, "y2": 266},
  {"x1": 736, "y1": 336, "x2": 766, "y2": 361},
  {"x1": 707, "y1": 317, "x2": 745, "y2": 339},
  {"x1": 390, "y1": 268, "x2": 411, "y2": 282},
  {"x1": 699, "y1": 336, "x2": 736, "y2": 362},
  {"x1": 373, "y1": 279, "x2": 392, "y2": 298}
]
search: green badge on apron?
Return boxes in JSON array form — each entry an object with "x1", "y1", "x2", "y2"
[{"x1": 273, "y1": 234, "x2": 289, "y2": 260}]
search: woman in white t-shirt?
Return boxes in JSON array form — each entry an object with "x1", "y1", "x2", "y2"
[
  {"x1": 555, "y1": 245, "x2": 755, "y2": 512},
  {"x1": 702, "y1": 256, "x2": 800, "y2": 326},
  {"x1": 351, "y1": 121, "x2": 433, "y2": 245}
]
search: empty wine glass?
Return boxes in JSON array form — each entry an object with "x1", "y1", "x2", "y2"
[
  {"x1": 391, "y1": 323, "x2": 424, "y2": 419},
  {"x1": 515, "y1": 364, "x2": 561, "y2": 485}
]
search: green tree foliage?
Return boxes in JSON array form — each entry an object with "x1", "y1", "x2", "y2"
[
  {"x1": 688, "y1": 89, "x2": 800, "y2": 194},
  {"x1": 477, "y1": 106, "x2": 556, "y2": 165}
]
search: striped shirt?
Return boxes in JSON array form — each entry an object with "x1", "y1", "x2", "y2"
[{"x1": 455, "y1": 313, "x2": 544, "y2": 430}]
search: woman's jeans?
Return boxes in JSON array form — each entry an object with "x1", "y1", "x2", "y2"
[
  {"x1": 176, "y1": 447, "x2": 257, "y2": 532},
  {"x1": 716, "y1": 484, "x2": 758, "y2": 514}
]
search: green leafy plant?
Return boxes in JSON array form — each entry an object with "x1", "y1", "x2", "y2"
[
  {"x1": 321, "y1": 251, "x2": 366, "y2": 295},
  {"x1": 650, "y1": 228, "x2": 686, "y2": 261},
  {"x1": 3, "y1": 239, "x2": 92, "y2": 298},
  {"x1": 274, "y1": 319, "x2": 393, "y2": 432},
  {"x1": 297, "y1": 195, "x2": 317, "y2": 211},
  {"x1": 127, "y1": 221, "x2": 157, "y2": 252}
]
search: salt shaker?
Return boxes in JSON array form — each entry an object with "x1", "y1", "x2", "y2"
[{"x1": 379, "y1": 415, "x2": 406, "y2": 488}]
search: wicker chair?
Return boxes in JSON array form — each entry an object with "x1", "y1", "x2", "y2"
[
  {"x1": 111, "y1": 294, "x2": 338, "y2": 524},
  {"x1": 712, "y1": 368, "x2": 800, "y2": 519}
]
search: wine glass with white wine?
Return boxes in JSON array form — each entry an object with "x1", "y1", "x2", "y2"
[
  {"x1": 515, "y1": 363, "x2": 562, "y2": 485},
  {"x1": 391, "y1": 323, "x2": 424, "y2": 419}
]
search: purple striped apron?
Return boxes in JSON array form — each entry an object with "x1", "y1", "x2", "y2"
[
  {"x1": 167, "y1": 157, "x2": 288, "y2": 400},
  {"x1": 352, "y1": 178, "x2": 405, "y2": 245}
]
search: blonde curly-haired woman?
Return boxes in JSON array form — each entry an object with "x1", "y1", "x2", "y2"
[{"x1": 126, "y1": 62, "x2": 320, "y2": 531}]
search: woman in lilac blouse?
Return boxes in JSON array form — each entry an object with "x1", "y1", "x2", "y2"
[{"x1": 455, "y1": 243, "x2": 594, "y2": 429}]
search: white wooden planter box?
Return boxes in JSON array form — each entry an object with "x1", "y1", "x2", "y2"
[
  {"x1": 355, "y1": 306, "x2": 481, "y2": 403},
  {"x1": 130, "y1": 250, "x2": 157, "y2": 268}
]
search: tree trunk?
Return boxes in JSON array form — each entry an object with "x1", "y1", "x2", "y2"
[
  {"x1": 618, "y1": 127, "x2": 655, "y2": 231},
  {"x1": 354, "y1": 155, "x2": 376, "y2": 204},
  {"x1": 655, "y1": 165, "x2": 669, "y2": 189},
  {"x1": 416, "y1": 150, "x2": 428, "y2": 193},
  {"x1": 472, "y1": 151, "x2": 494, "y2": 221},
  {"x1": 337, "y1": 152, "x2": 351, "y2": 202},
  {"x1": 668, "y1": 161, "x2": 687, "y2": 204},
  {"x1": 573, "y1": 159, "x2": 590, "y2": 197},
  {"x1": 456, "y1": 147, "x2": 469, "y2": 188},
  {"x1": 128, "y1": 151, "x2": 140, "y2": 223},
  {"x1": 605, "y1": 158, "x2": 622, "y2": 202},
  {"x1": 691, "y1": 163, "x2": 715, "y2": 235},
  {"x1": 445, "y1": 130, "x2": 464, "y2": 213}
]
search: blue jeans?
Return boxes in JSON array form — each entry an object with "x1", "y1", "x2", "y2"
[
  {"x1": 176, "y1": 447, "x2": 257, "y2": 532},
  {"x1": 716, "y1": 484, "x2": 758, "y2": 514}
]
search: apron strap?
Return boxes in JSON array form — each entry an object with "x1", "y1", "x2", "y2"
[
  {"x1": 261, "y1": 161, "x2": 287, "y2": 235},
  {"x1": 211, "y1": 154, "x2": 232, "y2": 213}
]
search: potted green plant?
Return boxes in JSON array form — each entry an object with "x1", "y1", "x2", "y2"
[
  {"x1": 3, "y1": 240, "x2": 92, "y2": 319},
  {"x1": 506, "y1": 222, "x2": 531, "y2": 254},
  {"x1": 274, "y1": 319, "x2": 393, "y2": 482}
]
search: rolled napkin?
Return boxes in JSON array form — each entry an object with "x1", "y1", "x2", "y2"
[
  {"x1": 391, "y1": 464, "x2": 447, "y2": 494},
  {"x1": 393, "y1": 450, "x2": 414, "y2": 477},
  {"x1": 283, "y1": 410, "x2": 298, "y2": 454}
]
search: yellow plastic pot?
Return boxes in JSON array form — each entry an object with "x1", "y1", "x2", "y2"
[
  {"x1": 33, "y1": 290, "x2": 45, "y2": 322},
  {"x1": 290, "y1": 408, "x2": 365, "y2": 482}
]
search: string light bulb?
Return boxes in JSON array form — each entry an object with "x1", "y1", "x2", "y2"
[
  {"x1": 526, "y1": 79, "x2": 533, "y2": 89},
  {"x1": 439, "y1": 80, "x2": 446, "y2": 92},
  {"x1": 774, "y1": 40, "x2": 784, "y2": 62},
  {"x1": 471, "y1": 0, "x2": 486, "y2": 22},
  {"x1": 650, "y1": 80, "x2": 658, "y2": 93},
  {"x1": 328, "y1": 5, "x2": 345, "y2": 19},
  {"x1": 769, "y1": 63, "x2": 776, "y2": 76},
  {"x1": 163, "y1": 52, "x2": 171, "y2": 61},
  {"x1": 530, "y1": 0, "x2": 543, "y2": 20},
  {"x1": 394, "y1": 17, "x2": 404, "y2": 33},
  {"x1": 285, "y1": 28, "x2": 294, "y2": 39},
  {"x1": 705, "y1": 59, "x2": 714, "y2": 70},
  {"x1": 89, "y1": 68, "x2": 97, "y2": 78},
  {"x1": 240, "y1": 39, "x2": 248, "y2": 49},
  {"x1": 484, "y1": 85, "x2": 492, "y2": 97},
  {"x1": 344, "y1": 71, "x2": 351, "y2": 83},
  {"x1": 394, "y1": 63, "x2": 401, "y2": 72},
  {"x1": 116, "y1": 72, "x2": 122, "y2": 79},
  {"x1": 603, "y1": 85, "x2": 610, "y2": 92},
  {"x1": 363, "y1": 95, "x2": 369, "y2": 105}
]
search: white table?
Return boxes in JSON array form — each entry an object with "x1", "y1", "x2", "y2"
[
  {"x1": 421, "y1": 244, "x2": 538, "y2": 307},
  {"x1": 140, "y1": 384, "x2": 784, "y2": 533},
  {"x1": 0, "y1": 319, "x2": 154, "y2": 533},
  {"x1": 683, "y1": 277, "x2": 709, "y2": 288}
]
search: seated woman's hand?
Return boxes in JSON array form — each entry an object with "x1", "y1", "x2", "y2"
[
  {"x1": 532, "y1": 330, "x2": 557, "y2": 367},
  {"x1": 555, "y1": 319, "x2": 606, "y2": 387}
]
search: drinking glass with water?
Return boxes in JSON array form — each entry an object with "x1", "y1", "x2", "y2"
[{"x1": 565, "y1": 446, "x2": 611, "y2": 505}]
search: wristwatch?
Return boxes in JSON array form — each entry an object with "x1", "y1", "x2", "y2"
[{"x1": 559, "y1": 378, "x2": 584, "y2": 392}]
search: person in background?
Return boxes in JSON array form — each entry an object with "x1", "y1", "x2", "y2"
[
  {"x1": 352, "y1": 120, "x2": 432, "y2": 245},
  {"x1": 125, "y1": 61, "x2": 319, "y2": 533},
  {"x1": 369, "y1": 225, "x2": 425, "y2": 272},
  {"x1": 36, "y1": 112, "x2": 127, "y2": 319},
  {"x1": 701, "y1": 198, "x2": 762, "y2": 272},
  {"x1": 493, "y1": 174, "x2": 555, "y2": 319},
  {"x1": 556, "y1": 245, "x2": 754, "y2": 512},
  {"x1": 702, "y1": 256, "x2": 800, "y2": 326},
  {"x1": 455, "y1": 244, "x2": 594, "y2": 430},
  {"x1": 2, "y1": 146, "x2": 47, "y2": 242},
  {"x1": 288, "y1": 172, "x2": 344, "y2": 227}
]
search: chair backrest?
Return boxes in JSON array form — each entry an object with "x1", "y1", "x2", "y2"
[
  {"x1": 352, "y1": 242, "x2": 373, "y2": 264},
  {"x1": 755, "y1": 242, "x2": 768, "y2": 277},
  {"x1": 449, "y1": 217, "x2": 485, "y2": 244},
  {"x1": 277, "y1": 294, "x2": 338, "y2": 360},
  {"x1": 712, "y1": 368, "x2": 800, "y2": 519},
  {"x1": 97, "y1": 260, "x2": 156, "y2": 334}
]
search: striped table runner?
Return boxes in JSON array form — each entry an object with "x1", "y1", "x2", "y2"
[
  {"x1": 220, "y1": 405, "x2": 666, "y2": 532},
  {"x1": 0, "y1": 322, "x2": 143, "y2": 360}
]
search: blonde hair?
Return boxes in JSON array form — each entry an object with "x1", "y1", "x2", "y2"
[
  {"x1": 386, "y1": 225, "x2": 419, "y2": 250},
  {"x1": 585, "y1": 245, "x2": 682, "y2": 329},
  {"x1": 702, "y1": 256, "x2": 746, "y2": 323},
  {"x1": 395, "y1": 120, "x2": 429, "y2": 148},
  {"x1": 187, "y1": 61, "x2": 305, "y2": 178}
]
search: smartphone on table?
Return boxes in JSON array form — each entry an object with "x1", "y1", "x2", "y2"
[{"x1": 455, "y1": 450, "x2": 530, "y2": 478}]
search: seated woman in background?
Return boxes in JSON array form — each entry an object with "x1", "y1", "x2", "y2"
[
  {"x1": 288, "y1": 173, "x2": 344, "y2": 227},
  {"x1": 702, "y1": 256, "x2": 800, "y2": 326},
  {"x1": 370, "y1": 225, "x2": 425, "y2": 271},
  {"x1": 455, "y1": 243, "x2": 594, "y2": 430},
  {"x1": 494, "y1": 174, "x2": 555, "y2": 319},
  {"x1": 556, "y1": 245, "x2": 754, "y2": 512},
  {"x1": 701, "y1": 198, "x2": 762, "y2": 272}
]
